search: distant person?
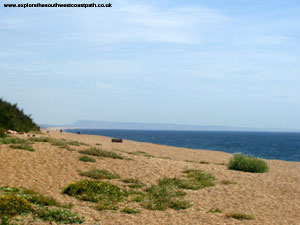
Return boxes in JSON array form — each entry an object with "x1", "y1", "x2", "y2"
[
  {"x1": 60, "y1": 129, "x2": 62, "y2": 133},
  {"x1": 77, "y1": 130, "x2": 80, "y2": 134}
]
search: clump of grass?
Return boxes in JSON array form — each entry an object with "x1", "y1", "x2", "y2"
[
  {"x1": 220, "y1": 180, "x2": 236, "y2": 185},
  {"x1": 29, "y1": 136, "x2": 50, "y2": 142},
  {"x1": 79, "y1": 148, "x2": 124, "y2": 159},
  {"x1": 10, "y1": 143, "x2": 34, "y2": 152},
  {"x1": 0, "y1": 186, "x2": 79, "y2": 224},
  {"x1": 142, "y1": 182, "x2": 190, "y2": 210},
  {"x1": 79, "y1": 169, "x2": 120, "y2": 180},
  {"x1": 95, "y1": 143, "x2": 102, "y2": 146},
  {"x1": 199, "y1": 161, "x2": 209, "y2": 164},
  {"x1": 228, "y1": 153, "x2": 269, "y2": 173},
  {"x1": 63, "y1": 180, "x2": 126, "y2": 204},
  {"x1": 0, "y1": 194, "x2": 34, "y2": 217},
  {"x1": 34, "y1": 208, "x2": 84, "y2": 224},
  {"x1": 208, "y1": 208, "x2": 222, "y2": 213},
  {"x1": 0, "y1": 137, "x2": 30, "y2": 145},
  {"x1": 183, "y1": 169, "x2": 216, "y2": 188},
  {"x1": 79, "y1": 156, "x2": 96, "y2": 162},
  {"x1": 226, "y1": 212, "x2": 254, "y2": 220},
  {"x1": 121, "y1": 208, "x2": 140, "y2": 214},
  {"x1": 128, "y1": 151, "x2": 154, "y2": 158},
  {"x1": 95, "y1": 201, "x2": 119, "y2": 211},
  {"x1": 122, "y1": 178, "x2": 145, "y2": 189},
  {"x1": 158, "y1": 177, "x2": 202, "y2": 190}
]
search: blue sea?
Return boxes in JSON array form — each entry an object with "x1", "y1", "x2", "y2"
[{"x1": 65, "y1": 129, "x2": 300, "y2": 162}]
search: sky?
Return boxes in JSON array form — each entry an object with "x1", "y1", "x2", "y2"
[{"x1": 0, "y1": 0, "x2": 300, "y2": 130}]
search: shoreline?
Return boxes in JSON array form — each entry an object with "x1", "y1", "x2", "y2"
[{"x1": 60, "y1": 128, "x2": 300, "y2": 163}]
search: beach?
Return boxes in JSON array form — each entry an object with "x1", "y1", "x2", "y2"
[{"x1": 0, "y1": 130, "x2": 300, "y2": 225}]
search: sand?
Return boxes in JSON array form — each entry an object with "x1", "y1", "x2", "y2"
[{"x1": 0, "y1": 130, "x2": 300, "y2": 225}]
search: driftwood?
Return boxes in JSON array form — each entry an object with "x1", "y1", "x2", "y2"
[{"x1": 112, "y1": 138, "x2": 123, "y2": 143}]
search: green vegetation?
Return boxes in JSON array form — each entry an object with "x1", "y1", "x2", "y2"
[
  {"x1": 0, "y1": 98, "x2": 39, "y2": 132},
  {"x1": 79, "y1": 156, "x2": 96, "y2": 162},
  {"x1": 208, "y1": 208, "x2": 222, "y2": 213},
  {"x1": 0, "y1": 137, "x2": 35, "y2": 152},
  {"x1": 0, "y1": 137, "x2": 29, "y2": 145},
  {"x1": 9, "y1": 143, "x2": 34, "y2": 152},
  {"x1": 121, "y1": 208, "x2": 140, "y2": 214},
  {"x1": 183, "y1": 169, "x2": 216, "y2": 188},
  {"x1": 35, "y1": 208, "x2": 84, "y2": 224},
  {"x1": 226, "y1": 212, "x2": 254, "y2": 220},
  {"x1": 128, "y1": 151, "x2": 155, "y2": 158},
  {"x1": 79, "y1": 148, "x2": 124, "y2": 159},
  {"x1": 143, "y1": 183, "x2": 190, "y2": 210},
  {"x1": 79, "y1": 169, "x2": 120, "y2": 180},
  {"x1": 122, "y1": 178, "x2": 145, "y2": 189},
  {"x1": 63, "y1": 180, "x2": 126, "y2": 211},
  {"x1": 0, "y1": 128, "x2": 6, "y2": 138},
  {"x1": 228, "y1": 153, "x2": 269, "y2": 173},
  {"x1": 0, "y1": 186, "x2": 82, "y2": 224},
  {"x1": 28, "y1": 137, "x2": 87, "y2": 151}
]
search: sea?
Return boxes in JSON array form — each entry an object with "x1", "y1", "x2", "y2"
[{"x1": 65, "y1": 129, "x2": 300, "y2": 162}]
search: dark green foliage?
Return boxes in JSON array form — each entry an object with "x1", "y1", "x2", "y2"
[
  {"x1": 0, "y1": 127, "x2": 6, "y2": 138},
  {"x1": 79, "y1": 156, "x2": 96, "y2": 162},
  {"x1": 79, "y1": 169, "x2": 120, "y2": 179},
  {"x1": 63, "y1": 180, "x2": 126, "y2": 203},
  {"x1": 79, "y1": 148, "x2": 124, "y2": 159},
  {"x1": 228, "y1": 153, "x2": 269, "y2": 173},
  {"x1": 0, "y1": 98, "x2": 39, "y2": 132},
  {"x1": 121, "y1": 208, "x2": 140, "y2": 214},
  {"x1": 34, "y1": 208, "x2": 84, "y2": 224},
  {"x1": 226, "y1": 212, "x2": 254, "y2": 220}
]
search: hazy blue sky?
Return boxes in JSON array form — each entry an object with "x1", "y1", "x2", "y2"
[{"x1": 1, "y1": 0, "x2": 300, "y2": 129}]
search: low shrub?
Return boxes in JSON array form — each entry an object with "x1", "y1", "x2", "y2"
[
  {"x1": 0, "y1": 194, "x2": 34, "y2": 217},
  {"x1": 226, "y1": 212, "x2": 254, "y2": 220},
  {"x1": 79, "y1": 169, "x2": 120, "y2": 179},
  {"x1": 35, "y1": 208, "x2": 84, "y2": 224},
  {"x1": 63, "y1": 180, "x2": 126, "y2": 204},
  {"x1": 79, "y1": 156, "x2": 96, "y2": 162},
  {"x1": 0, "y1": 186, "x2": 80, "y2": 224},
  {"x1": 79, "y1": 148, "x2": 123, "y2": 159},
  {"x1": 142, "y1": 183, "x2": 190, "y2": 210},
  {"x1": 228, "y1": 153, "x2": 268, "y2": 173}
]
